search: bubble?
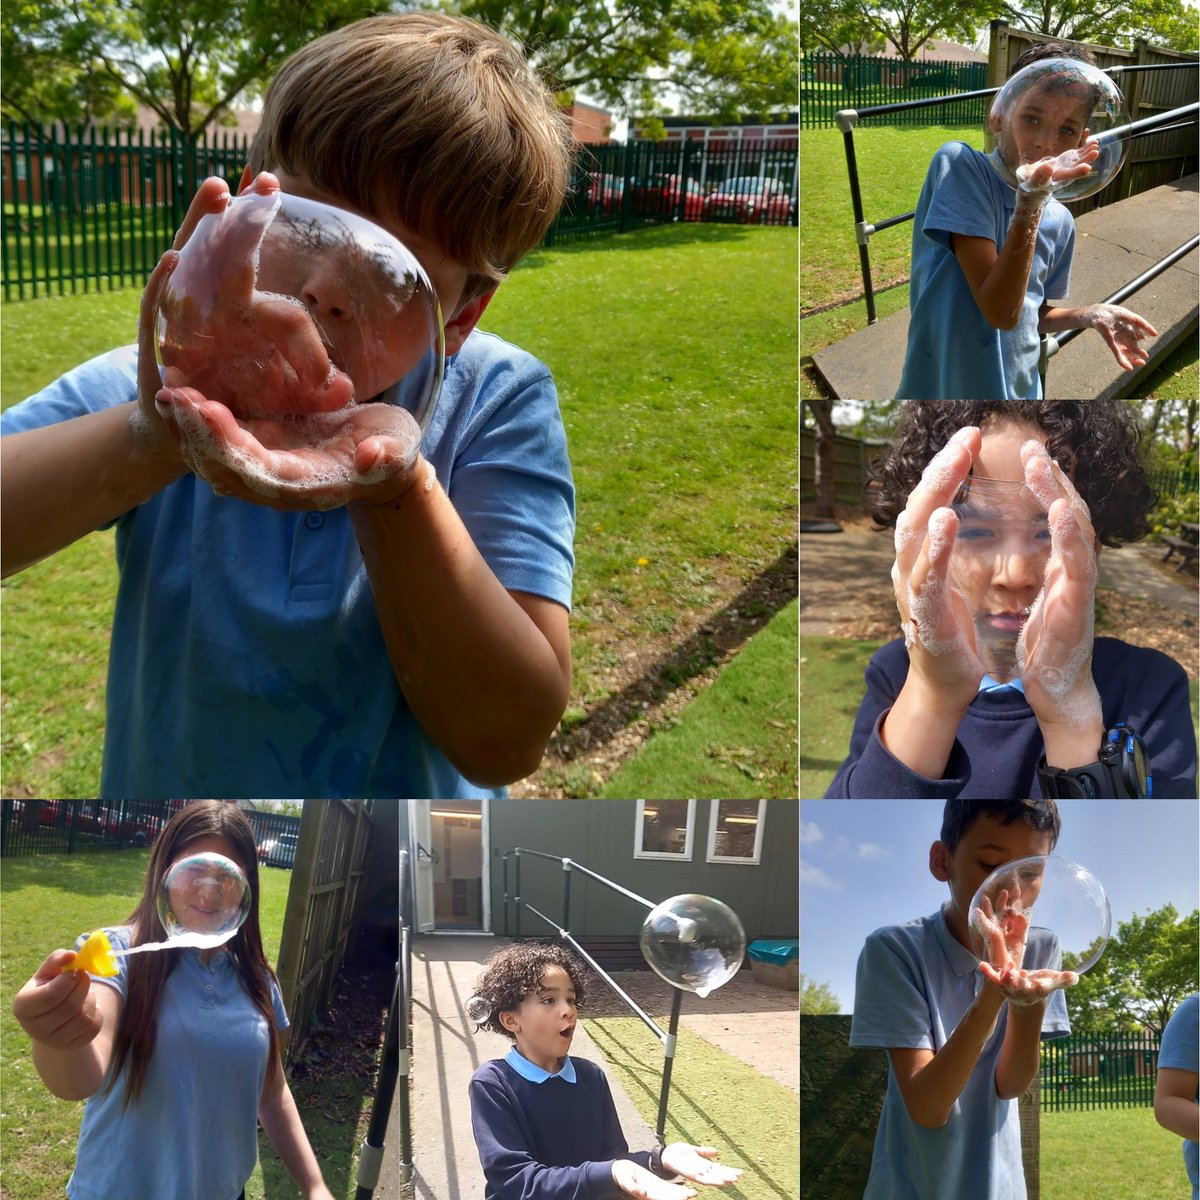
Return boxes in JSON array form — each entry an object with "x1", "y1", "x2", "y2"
[
  {"x1": 969, "y1": 854, "x2": 1111, "y2": 976},
  {"x1": 639, "y1": 894, "x2": 746, "y2": 998},
  {"x1": 156, "y1": 852, "x2": 251, "y2": 949},
  {"x1": 156, "y1": 191, "x2": 444, "y2": 433},
  {"x1": 986, "y1": 58, "x2": 1130, "y2": 203},
  {"x1": 948, "y1": 475, "x2": 1050, "y2": 680},
  {"x1": 465, "y1": 994, "x2": 493, "y2": 1025}
]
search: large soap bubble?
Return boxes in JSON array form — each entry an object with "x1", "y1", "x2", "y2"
[
  {"x1": 156, "y1": 191, "x2": 444, "y2": 431},
  {"x1": 969, "y1": 854, "x2": 1112, "y2": 977},
  {"x1": 986, "y1": 58, "x2": 1129, "y2": 203},
  {"x1": 948, "y1": 475, "x2": 1051, "y2": 681},
  {"x1": 640, "y1": 894, "x2": 747, "y2": 998},
  {"x1": 157, "y1": 851, "x2": 252, "y2": 949}
]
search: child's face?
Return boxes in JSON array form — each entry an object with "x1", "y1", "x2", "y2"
[
  {"x1": 994, "y1": 81, "x2": 1091, "y2": 173},
  {"x1": 930, "y1": 814, "x2": 1054, "y2": 949},
  {"x1": 165, "y1": 835, "x2": 245, "y2": 935},
  {"x1": 947, "y1": 418, "x2": 1052, "y2": 678},
  {"x1": 500, "y1": 963, "x2": 578, "y2": 1071}
]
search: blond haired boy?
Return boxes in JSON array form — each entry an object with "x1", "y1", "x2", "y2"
[{"x1": 2, "y1": 14, "x2": 576, "y2": 800}]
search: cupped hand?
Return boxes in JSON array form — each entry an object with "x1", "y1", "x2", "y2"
[
  {"x1": 611, "y1": 1159, "x2": 697, "y2": 1199},
  {"x1": 11, "y1": 951, "x2": 104, "y2": 1049},
  {"x1": 660, "y1": 1144, "x2": 743, "y2": 1187},
  {"x1": 892, "y1": 426, "x2": 986, "y2": 710},
  {"x1": 1084, "y1": 303, "x2": 1158, "y2": 371},
  {"x1": 155, "y1": 388, "x2": 424, "y2": 510},
  {"x1": 973, "y1": 892, "x2": 1078, "y2": 1005},
  {"x1": 1015, "y1": 441, "x2": 1103, "y2": 734},
  {"x1": 1018, "y1": 137, "x2": 1100, "y2": 192}
]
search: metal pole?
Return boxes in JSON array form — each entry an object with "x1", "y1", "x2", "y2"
[
  {"x1": 835, "y1": 110, "x2": 878, "y2": 324},
  {"x1": 354, "y1": 963, "x2": 403, "y2": 1198},
  {"x1": 514, "y1": 849, "x2": 522, "y2": 939},
  {"x1": 654, "y1": 988, "x2": 685, "y2": 1143},
  {"x1": 562, "y1": 859, "x2": 572, "y2": 934}
]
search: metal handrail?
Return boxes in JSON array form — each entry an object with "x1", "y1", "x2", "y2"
[{"x1": 501, "y1": 847, "x2": 687, "y2": 1143}]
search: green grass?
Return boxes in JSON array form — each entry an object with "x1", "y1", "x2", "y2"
[
  {"x1": 0, "y1": 851, "x2": 299, "y2": 1199},
  {"x1": 2, "y1": 224, "x2": 797, "y2": 799},
  {"x1": 586, "y1": 1016, "x2": 799, "y2": 1200},
  {"x1": 798, "y1": 635, "x2": 883, "y2": 798},
  {"x1": 601, "y1": 599, "x2": 798, "y2": 798},
  {"x1": 1040, "y1": 1106, "x2": 1190, "y2": 1199}
]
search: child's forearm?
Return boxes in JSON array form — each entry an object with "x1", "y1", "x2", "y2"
[
  {"x1": 1, "y1": 404, "x2": 185, "y2": 577},
  {"x1": 994, "y1": 999, "x2": 1045, "y2": 1099},
  {"x1": 959, "y1": 193, "x2": 1046, "y2": 331},
  {"x1": 258, "y1": 1079, "x2": 329, "y2": 1197},
  {"x1": 1154, "y1": 1093, "x2": 1200, "y2": 1141},
  {"x1": 350, "y1": 462, "x2": 569, "y2": 788},
  {"x1": 897, "y1": 984, "x2": 1005, "y2": 1128},
  {"x1": 1037, "y1": 305, "x2": 1087, "y2": 334},
  {"x1": 879, "y1": 675, "x2": 969, "y2": 781}
]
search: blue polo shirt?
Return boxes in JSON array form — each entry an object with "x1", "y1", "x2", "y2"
[
  {"x1": 897, "y1": 142, "x2": 1075, "y2": 400},
  {"x1": 1, "y1": 329, "x2": 575, "y2": 799},
  {"x1": 67, "y1": 926, "x2": 289, "y2": 1200},
  {"x1": 850, "y1": 906, "x2": 1071, "y2": 1199},
  {"x1": 1158, "y1": 993, "x2": 1200, "y2": 1197}
]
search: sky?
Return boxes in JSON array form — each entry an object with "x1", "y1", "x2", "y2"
[{"x1": 800, "y1": 800, "x2": 1199, "y2": 1013}]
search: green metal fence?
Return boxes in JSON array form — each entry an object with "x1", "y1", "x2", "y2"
[
  {"x1": 1039, "y1": 1029, "x2": 1161, "y2": 1111},
  {"x1": 2, "y1": 124, "x2": 798, "y2": 301},
  {"x1": 800, "y1": 52, "x2": 989, "y2": 129}
]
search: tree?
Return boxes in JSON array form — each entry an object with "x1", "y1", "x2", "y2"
[
  {"x1": 2, "y1": 0, "x2": 388, "y2": 137},
  {"x1": 800, "y1": 974, "x2": 844, "y2": 1013},
  {"x1": 854, "y1": 0, "x2": 996, "y2": 62},
  {"x1": 459, "y1": 0, "x2": 798, "y2": 121},
  {"x1": 992, "y1": 0, "x2": 1199, "y2": 51},
  {"x1": 1063, "y1": 904, "x2": 1199, "y2": 1035},
  {"x1": 804, "y1": 401, "x2": 839, "y2": 518}
]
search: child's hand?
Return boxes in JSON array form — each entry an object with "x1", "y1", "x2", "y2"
[
  {"x1": 611, "y1": 1159, "x2": 697, "y2": 1199},
  {"x1": 973, "y1": 892, "x2": 1079, "y2": 1005},
  {"x1": 1017, "y1": 137, "x2": 1100, "y2": 193},
  {"x1": 1015, "y1": 441, "x2": 1104, "y2": 739},
  {"x1": 661, "y1": 1144, "x2": 743, "y2": 1186},
  {"x1": 891, "y1": 426, "x2": 986, "y2": 712},
  {"x1": 11, "y1": 951, "x2": 105, "y2": 1049},
  {"x1": 1082, "y1": 303, "x2": 1159, "y2": 371}
]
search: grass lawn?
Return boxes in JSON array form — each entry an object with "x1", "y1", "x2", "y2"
[
  {"x1": 586, "y1": 1016, "x2": 799, "y2": 1200},
  {"x1": 0, "y1": 851, "x2": 309, "y2": 1198},
  {"x1": 602, "y1": 598, "x2": 798, "y2": 797},
  {"x1": 1040, "y1": 1106, "x2": 1191, "y2": 1199},
  {"x1": 1, "y1": 223, "x2": 797, "y2": 798}
]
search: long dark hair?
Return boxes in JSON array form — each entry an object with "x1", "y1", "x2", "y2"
[{"x1": 107, "y1": 801, "x2": 281, "y2": 1107}]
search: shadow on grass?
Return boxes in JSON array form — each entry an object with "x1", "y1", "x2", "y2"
[
  {"x1": 547, "y1": 544, "x2": 798, "y2": 768},
  {"x1": 587, "y1": 1019, "x2": 796, "y2": 1200},
  {"x1": 0, "y1": 846, "x2": 150, "y2": 899}
]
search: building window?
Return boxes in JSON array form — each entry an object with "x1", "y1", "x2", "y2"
[
  {"x1": 706, "y1": 800, "x2": 765, "y2": 864},
  {"x1": 634, "y1": 800, "x2": 695, "y2": 860}
]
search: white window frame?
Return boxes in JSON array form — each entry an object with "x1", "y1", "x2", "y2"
[
  {"x1": 633, "y1": 799, "x2": 695, "y2": 861},
  {"x1": 705, "y1": 800, "x2": 766, "y2": 865}
]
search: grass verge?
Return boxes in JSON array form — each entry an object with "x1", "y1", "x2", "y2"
[
  {"x1": 1040, "y1": 1106, "x2": 1190, "y2": 1200},
  {"x1": 586, "y1": 1016, "x2": 799, "y2": 1200},
  {"x1": 601, "y1": 599, "x2": 798, "y2": 797}
]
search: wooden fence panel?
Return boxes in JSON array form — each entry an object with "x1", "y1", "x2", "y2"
[{"x1": 276, "y1": 800, "x2": 373, "y2": 1065}]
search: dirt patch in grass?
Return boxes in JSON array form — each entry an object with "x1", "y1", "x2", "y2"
[{"x1": 511, "y1": 545, "x2": 798, "y2": 798}]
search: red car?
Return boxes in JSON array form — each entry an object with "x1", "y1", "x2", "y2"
[
  {"x1": 702, "y1": 176, "x2": 793, "y2": 224},
  {"x1": 629, "y1": 174, "x2": 705, "y2": 221},
  {"x1": 583, "y1": 172, "x2": 625, "y2": 214}
]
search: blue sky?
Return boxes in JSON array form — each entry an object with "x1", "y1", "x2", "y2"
[{"x1": 800, "y1": 800, "x2": 1199, "y2": 1013}]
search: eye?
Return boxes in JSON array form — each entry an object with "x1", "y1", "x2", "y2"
[
  {"x1": 979, "y1": 862, "x2": 1001, "y2": 872},
  {"x1": 957, "y1": 526, "x2": 994, "y2": 540}
]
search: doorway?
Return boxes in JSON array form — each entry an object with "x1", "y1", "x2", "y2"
[{"x1": 414, "y1": 801, "x2": 489, "y2": 932}]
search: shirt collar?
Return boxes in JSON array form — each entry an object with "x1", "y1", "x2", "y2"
[
  {"x1": 933, "y1": 904, "x2": 983, "y2": 980},
  {"x1": 505, "y1": 1046, "x2": 577, "y2": 1084},
  {"x1": 978, "y1": 673, "x2": 1026, "y2": 695}
]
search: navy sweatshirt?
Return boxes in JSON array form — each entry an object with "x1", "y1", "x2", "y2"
[
  {"x1": 823, "y1": 636, "x2": 1196, "y2": 798},
  {"x1": 469, "y1": 1057, "x2": 653, "y2": 1200}
]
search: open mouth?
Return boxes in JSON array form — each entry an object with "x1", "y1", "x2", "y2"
[
  {"x1": 560, "y1": 1026, "x2": 575, "y2": 1039},
  {"x1": 986, "y1": 612, "x2": 1026, "y2": 634}
]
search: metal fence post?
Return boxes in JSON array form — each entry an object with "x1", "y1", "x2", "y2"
[{"x1": 654, "y1": 987, "x2": 685, "y2": 1143}]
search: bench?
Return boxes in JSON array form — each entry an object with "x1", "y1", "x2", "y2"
[{"x1": 1160, "y1": 526, "x2": 1199, "y2": 573}]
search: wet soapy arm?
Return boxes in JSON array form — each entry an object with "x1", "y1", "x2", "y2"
[
  {"x1": 994, "y1": 997, "x2": 1047, "y2": 1099},
  {"x1": 950, "y1": 191, "x2": 1048, "y2": 331},
  {"x1": 349, "y1": 462, "x2": 571, "y2": 788}
]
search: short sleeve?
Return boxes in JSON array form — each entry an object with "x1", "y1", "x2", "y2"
[
  {"x1": 849, "y1": 927, "x2": 935, "y2": 1051},
  {"x1": 1, "y1": 346, "x2": 139, "y2": 434},
  {"x1": 1159, "y1": 995, "x2": 1200, "y2": 1072},
  {"x1": 268, "y1": 974, "x2": 290, "y2": 1032},
  {"x1": 73, "y1": 926, "x2": 133, "y2": 1000},
  {"x1": 922, "y1": 143, "x2": 1005, "y2": 252}
]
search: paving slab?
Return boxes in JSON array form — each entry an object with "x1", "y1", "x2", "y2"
[{"x1": 812, "y1": 173, "x2": 1199, "y2": 400}]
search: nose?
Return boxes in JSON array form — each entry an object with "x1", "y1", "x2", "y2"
[
  {"x1": 300, "y1": 262, "x2": 353, "y2": 321},
  {"x1": 990, "y1": 540, "x2": 1044, "y2": 591}
]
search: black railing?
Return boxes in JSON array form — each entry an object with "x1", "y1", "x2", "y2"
[
  {"x1": 502, "y1": 847, "x2": 690, "y2": 1143},
  {"x1": 835, "y1": 62, "x2": 1200, "y2": 328},
  {"x1": 0, "y1": 799, "x2": 186, "y2": 857}
]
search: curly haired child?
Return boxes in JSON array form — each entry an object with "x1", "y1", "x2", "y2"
[
  {"x1": 825, "y1": 400, "x2": 1196, "y2": 799},
  {"x1": 467, "y1": 941, "x2": 742, "y2": 1200}
]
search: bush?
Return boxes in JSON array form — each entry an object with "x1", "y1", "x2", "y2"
[{"x1": 1147, "y1": 489, "x2": 1199, "y2": 541}]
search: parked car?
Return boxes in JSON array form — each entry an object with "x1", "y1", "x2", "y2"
[
  {"x1": 583, "y1": 171, "x2": 625, "y2": 214},
  {"x1": 629, "y1": 174, "x2": 705, "y2": 221},
  {"x1": 702, "y1": 176, "x2": 793, "y2": 224},
  {"x1": 259, "y1": 831, "x2": 299, "y2": 868}
]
